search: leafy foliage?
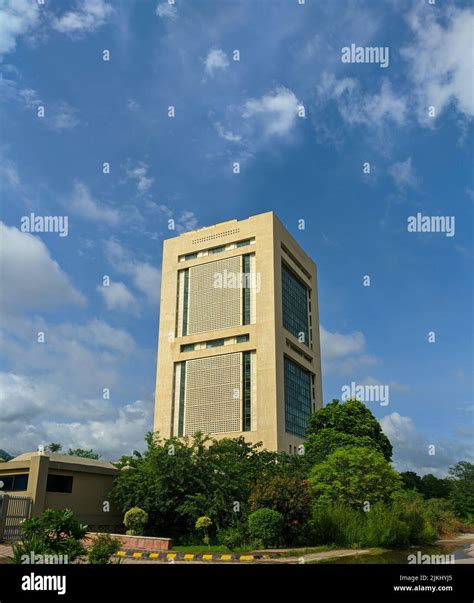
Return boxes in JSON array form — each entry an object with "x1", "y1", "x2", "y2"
[
  {"x1": 216, "y1": 525, "x2": 247, "y2": 550},
  {"x1": 87, "y1": 533, "x2": 121, "y2": 564},
  {"x1": 247, "y1": 508, "x2": 283, "y2": 548},
  {"x1": 449, "y1": 461, "x2": 474, "y2": 519},
  {"x1": 12, "y1": 509, "x2": 87, "y2": 564},
  {"x1": 67, "y1": 448, "x2": 100, "y2": 460},
  {"x1": 400, "y1": 471, "x2": 451, "y2": 499},
  {"x1": 111, "y1": 432, "x2": 293, "y2": 539},
  {"x1": 306, "y1": 399, "x2": 393, "y2": 461},
  {"x1": 309, "y1": 446, "x2": 401, "y2": 509},
  {"x1": 249, "y1": 475, "x2": 312, "y2": 543},
  {"x1": 123, "y1": 507, "x2": 148, "y2": 536},
  {"x1": 45, "y1": 443, "x2": 62, "y2": 453}
]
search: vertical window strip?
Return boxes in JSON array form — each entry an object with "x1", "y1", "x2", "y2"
[
  {"x1": 242, "y1": 351, "x2": 251, "y2": 431},
  {"x1": 178, "y1": 361, "x2": 186, "y2": 436},
  {"x1": 242, "y1": 254, "x2": 251, "y2": 325},
  {"x1": 182, "y1": 269, "x2": 189, "y2": 336}
]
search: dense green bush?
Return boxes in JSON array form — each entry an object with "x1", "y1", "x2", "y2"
[
  {"x1": 249, "y1": 475, "x2": 312, "y2": 544},
  {"x1": 309, "y1": 504, "x2": 362, "y2": 547},
  {"x1": 112, "y1": 433, "x2": 298, "y2": 538},
  {"x1": 12, "y1": 509, "x2": 87, "y2": 564},
  {"x1": 123, "y1": 507, "x2": 148, "y2": 536},
  {"x1": 248, "y1": 508, "x2": 283, "y2": 548},
  {"x1": 308, "y1": 497, "x2": 439, "y2": 549},
  {"x1": 87, "y1": 534, "x2": 121, "y2": 564},
  {"x1": 216, "y1": 525, "x2": 247, "y2": 550}
]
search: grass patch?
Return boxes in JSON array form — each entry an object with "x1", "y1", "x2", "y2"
[{"x1": 172, "y1": 545, "x2": 253, "y2": 554}]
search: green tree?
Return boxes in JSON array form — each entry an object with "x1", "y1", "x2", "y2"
[
  {"x1": 448, "y1": 461, "x2": 474, "y2": 518},
  {"x1": 249, "y1": 475, "x2": 312, "y2": 543},
  {"x1": 400, "y1": 471, "x2": 423, "y2": 492},
  {"x1": 111, "y1": 432, "x2": 284, "y2": 539},
  {"x1": 305, "y1": 428, "x2": 379, "y2": 466},
  {"x1": 68, "y1": 448, "x2": 100, "y2": 460},
  {"x1": 306, "y1": 399, "x2": 393, "y2": 461},
  {"x1": 195, "y1": 516, "x2": 212, "y2": 548},
  {"x1": 419, "y1": 474, "x2": 451, "y2": 499},
  {"x1": 45, "y1": 443, "x2": 63, "y2": 453},
  {"x1": 309, "y1": 446, "x2": 401, "y2": 509}
]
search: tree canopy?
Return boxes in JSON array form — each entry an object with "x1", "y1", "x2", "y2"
[
  {"x1": 306, "y1": 399, "x2": 393, "y2": 461},
  {"x1": 309, "y1": 446, "x2": 402, "y2": 509}
]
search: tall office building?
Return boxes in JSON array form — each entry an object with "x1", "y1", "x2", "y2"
[{"x1": 154, "y1": 211, "x2": 323, "y2": 452}]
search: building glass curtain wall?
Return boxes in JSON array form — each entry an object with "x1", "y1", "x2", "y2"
[
  {"x1": 284, "y1": 356, "x2": 312, "y2": 438},
  {"x1": 281, "y1": 263, "x2": 309, "y2": 345}
]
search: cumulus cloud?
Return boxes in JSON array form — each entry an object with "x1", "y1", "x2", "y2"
[
  {"x1": 204, "y1": 48, "x2": 229, "y2": 76},
  {"x1": 155, "y1": 2, "x2": 177, "y2": 20},
  {"x1": 0, "y1": 369, "x2": 151, "y2": 460},
  {"x1": 0, "y1": 0, "x2": 40, "y2": 56},
  {"x1": 381, "y1": 412, "x2": 472, "y2": 476},
  {"x1": 320, "y1": 325, "x2": 379, "y2": 376},
  {"x1": 243, "y1": 87, "x2": 302, "y2": 137},
  {"x1": 388, "y1": 157, "x2": 418, "y2": 191},
  {"x1": 97, "y1": 280, "x2": 138, "y2": 312},
  {"x1": 0, "y1": 223, "x2": 85, "y2": 313},
  {"x1": 402, "y1": 6, "x2": 474, "y2": 123},
  {"x1": 104, "y1": 240, "x2": 161, "y2": 304},
  {"x1": 52, "y1": 0, "x2": 113, "y2": 35},
  {"x1": 69, "y1": 180, "x2": 121, "y2": 225}
]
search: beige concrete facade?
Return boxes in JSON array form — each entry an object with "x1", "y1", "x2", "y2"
[
  {"x1": 154, "y1": 211, "x2": 323, "y2": 452},
  {"x1": 0, "y1": 452, "x2": 122, "y2": 528}
]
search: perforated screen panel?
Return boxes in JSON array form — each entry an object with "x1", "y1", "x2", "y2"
[
  {"x1": 187, "y1": 257, "x2": 242, "y2": 335},
  {"x1": 184, "y1": 353, "x2": 242, "y2": 435}
]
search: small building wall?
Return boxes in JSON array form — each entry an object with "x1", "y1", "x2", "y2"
[{"x1": 0, "y1": 453, "x2": 123, "y2": 530}]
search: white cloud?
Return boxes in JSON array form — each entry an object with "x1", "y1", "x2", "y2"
[
  {"x1": 126, "y1": 163, "x2": 154, "y2": 194},
  {"x1": 97, "y1": 281, "x2": 138, "y2": 312},
  {"x1": 402, "y1": 6, "x2": 474, "y2": 123},
  {"x1": 214, "y1": 121, "x2": 242, "y2": 142},
  {"x1": 320, "y1": 325, "x2": 379, "y2": 376},
  {"x1": 242, "y1": 87, "x2": 301, "y2": 137},
  {"x1": 48, "y1": 102, "x2": 80, "y2": 131},
  {"x1": 316, "y1": 73, "x2": 407, "y2": 130},
  {"x1": 155, "y1": 2, "x2": 177, "y2": 21},
  {"x1": 388, "y1": 157, "x2": 418, "y2": 191},
  {"x1": 0, "y1": 0, "x2": 40, "y2": 56},
  {"x1": 380, "y1": 412, "x2": 472, "y2": 476},
  {"x1": 0, "y1": 383, "x2": 151, "y2": 460},
  {"x1": 40, "y1": 399, "x2": 153, "y2": 460},
  {"x1": 104, "y1": 240, "x2": 161, "y2": 304},
  {"x1": 0, "y1": 150, "x2": 20, "y2": 190},
  {"x1": 0, "y1": 222, "x2": 85, "y2": 312},
  {"x1": 204, "y1": 48, "x2": 229, "y2": 76},
  {"x1": 52, "y1": 0, "x2": 113, "y2": 35},
  {"x1": 69, "y1": 180, "x2": 121, "y2": 225}
]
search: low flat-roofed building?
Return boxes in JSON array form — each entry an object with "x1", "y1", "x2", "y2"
[{"x1": 0, "y1": 452, "x2": 122, "y2": 529}]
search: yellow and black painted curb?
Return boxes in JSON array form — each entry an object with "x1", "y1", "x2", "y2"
[{"x1": 115, "y1": 550, "x2": 270, "y2": 562}]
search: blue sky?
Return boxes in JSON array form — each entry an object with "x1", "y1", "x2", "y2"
[{"x1": 0, "y1": 0, "x2": 472, "y2": 474}]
